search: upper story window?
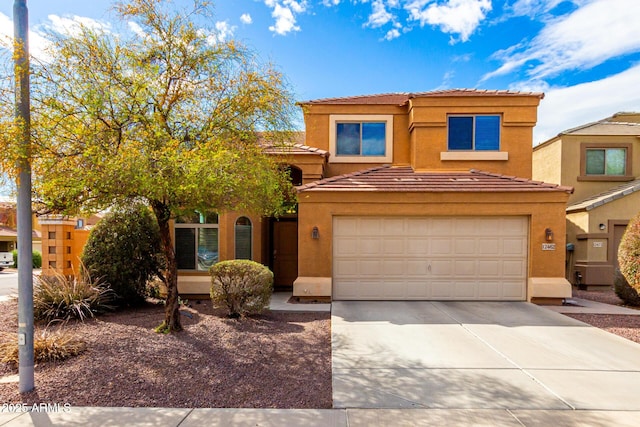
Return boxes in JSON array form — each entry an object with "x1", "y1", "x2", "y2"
[
  {"x1": 579, "y1": 142, "x2": 633, "y2": 182},
  {"x1": 329, "y1": 115, "x2": 393, "y2": 163},
  {"x1": 586, "y1": 148, "x2": 626, "y2": 175},
  {"x1": 175, "y1": 210, "x2": 219, "y2": 271},
  {"x1": 336, "y1": 122, "x2": 386, "y2": 156},
  {"x1": 448, "y1": 115, "x2": 500, "y2": 151}
]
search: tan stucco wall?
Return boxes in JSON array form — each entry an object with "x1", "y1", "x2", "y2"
[
  {"x1": 296, "y1": 190, "x2": 569, "y2": 298},
  {"x1": 532, "y1": 138, "x2": 562, "y2": 185}
]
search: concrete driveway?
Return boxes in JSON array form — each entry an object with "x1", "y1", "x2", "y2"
[{"x1": 332, "y1": 301, "x2": 640, "y2": 413}]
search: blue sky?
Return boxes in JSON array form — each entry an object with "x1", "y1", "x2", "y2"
[{"x1": 1, "y1": 0, "x2": 639, "y2": 144}]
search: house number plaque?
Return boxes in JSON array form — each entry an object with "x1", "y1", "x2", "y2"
[{"x1": 542, "y1": 243, "x2": 556, "y2": 251}]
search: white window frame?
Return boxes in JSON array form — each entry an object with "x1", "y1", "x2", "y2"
[{"x1": 329, "y1": 114, "x2": 393, "y2": 163}]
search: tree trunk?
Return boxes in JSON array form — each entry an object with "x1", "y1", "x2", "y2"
[{"x1": 151, "y1": 200, "x2": 182, "y2": 332}]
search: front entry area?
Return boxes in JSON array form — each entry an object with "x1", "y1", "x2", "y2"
[
  {"x1": 332, "y1": 216, "x2": 528, "y2": 300},
  {"x1": 270, "y1": 217, "x2": 298, "y2": 290}
]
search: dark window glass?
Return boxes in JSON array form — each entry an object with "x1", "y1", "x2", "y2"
[
  {"x1": 474, "y1": 116, "x2": 500, "y2": 150},
  {"x1": 448, "y1": 117, "x2": 473, "y2": 150},
  {"x1": 362, "y1": 122, "x2": 386, "y2": 155},
  {"x1": 175, "y1": 228, "x2": 196, "y2": 270},
  {"x1": 448, "y1": 115, "x2": 500, "y2": 150},
  {"x1": 235, "y1": 217, "x2": 252, "y2": 260},
  {"x1": 336, "y1": 123, "x2": 361, "y2": 155}
]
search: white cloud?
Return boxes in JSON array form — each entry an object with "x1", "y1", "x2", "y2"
[
  {"x1": 240, "y1": 13, "x2": 253, "y2": 25},
  {"x1": 322, "y1": 0, "x2": 341, "y2": 6},
  {"x1": 532, "y1": 64, "x2": 640, "y2": 144},
  {"x1": 267, "y1": 2, "x2": 304, "y2": 35},
  {"x1": 506, "y1": 0, "x2": 567, "y2": 17},
  {"x1": 484, "y1": 0, "x2": 640, "y2": 82},
  {"x1": 384, "y1": 28, "x2": 401, "y2": 40},
  {"x1": 213, "y1": 21, "x2": 236, "y2": 43},
  {"x1": 367, "y1": 0, "x2": 394, "y2": 28},
  {"x1": 128, "y1": 21, "x2": 146, "y2": 38},
  {"x1": 405, "y1": 0, "x2": 492, "y2": 42},
  {"x1": 47, "y1": 14, "x2": 112, "y2": 37}
]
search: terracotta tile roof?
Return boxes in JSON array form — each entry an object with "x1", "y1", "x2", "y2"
[
  {"x1": 567, "y1": 178, "x2": 640, "y2": 213},
  {"x1": 560, "y1": 120, "x2": 640, "y2": 136},
  {"x1": 297, "y1": 166, "x2": 573, "y2": 193},
  {"x1": 299, "y1": 89, "x2": 544, "y2": 105},
  {"x1": 263, "y1": 142, "x2": 329, "y2": 157}
]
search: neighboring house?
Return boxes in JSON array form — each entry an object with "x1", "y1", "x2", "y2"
[
  {"x1": 0, "y1": 201, "x2": 42, "y2": 255},
  {"x1": 532, "y1": 112, "x2": 640, "y2": 288},
  {"x1": 41, "y1": 89, "x2": 573, "y2": 304}
]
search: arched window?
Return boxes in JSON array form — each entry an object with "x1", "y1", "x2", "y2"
[
  {"x1": 235, "y1": 217, "x2": 252, "y2": 260},
  {"x1": 284, "y1": 165, "x2": 303, "y2": 186}
]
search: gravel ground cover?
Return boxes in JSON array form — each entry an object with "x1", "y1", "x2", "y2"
[
  {"x1": 567, "y1": 287, "x2": 640, "y2": 345},
  {"x1": 0, "y1": 299, "x2": 331, "y2": 408}
]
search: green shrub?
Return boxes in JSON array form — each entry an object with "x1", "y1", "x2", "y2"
[
  {"x1": 82, "y1": 204, "x2": 164, "y2": 306},
  {"x1": 618, "y1": 212, "x2": 640, "y2": 293},
  {"x1": 11, "y1": 249, "x2": 42, "y2": 268},
  {"x1": 0, "y1": 330, "x2": 86, "y2": 365},
  {"x1": 210, "y1": 260, "x2": 273, "y2": 318},
  {"x1": 32, "y1": 251, "x2": 42, "y2": 268},
  {"x1": 34, "y1": 268, "x2": 116, "y2": 323},
  {"x1": 614, "y1": 269, "x2": 640, "y2": 306}
]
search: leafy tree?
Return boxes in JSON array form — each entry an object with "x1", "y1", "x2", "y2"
[
  {"x1": 82, "y1": 204, "x2": 164, "y2": 306},
  {"x1": 0, "y1": 0, "x2": 296, "y2": 331},
  {"x1": 619, "y1": 212, "x2": 640, "y2": 293}
]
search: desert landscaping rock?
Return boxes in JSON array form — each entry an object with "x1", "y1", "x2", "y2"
[{"x1": 0, "y1": 300, "x2": 331, "y2": 408}]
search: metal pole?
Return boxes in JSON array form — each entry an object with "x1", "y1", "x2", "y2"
[{"x1": 14, "y1": 0, "x2": 34, "y2": 393}]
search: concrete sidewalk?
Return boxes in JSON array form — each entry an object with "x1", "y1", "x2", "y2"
[
  {"x1": 2, "y1": 407, "x2": 640, "y2": 426},
  {"x1": 544, "y1": 297, "x2": 640, "y2": 315}
]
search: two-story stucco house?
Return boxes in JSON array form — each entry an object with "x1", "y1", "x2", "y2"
[
  {"x1": 175, "y1": 89, "x2": 573, "y2": 304},
  {"x1": 533, "y1": 112, "x2": 640, "y2": 288}
]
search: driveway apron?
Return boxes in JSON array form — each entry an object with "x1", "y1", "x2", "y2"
[{"x1": 332, "y1": 301, "x2": 640, "y2": 410}]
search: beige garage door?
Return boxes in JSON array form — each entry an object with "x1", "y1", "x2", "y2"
[{"x1": 333, "y1": 216, "x2": 528, "y2": 300}]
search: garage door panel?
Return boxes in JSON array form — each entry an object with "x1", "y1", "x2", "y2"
[
  {"x1": 454, "y1": 260, "x2": 476, "y2": 276},
  {"x1": 359, "y1": 238, "x2": 382, "y2": 255},
  {"x1": 503, "y1": 260, "x2": 527, "y2": 277},
  {"x1": 503, "y1": 238, "x2": 527, "y2": 255},
  {"x1": 454, "y1": 282, "x2": 477, "y2": 298},
  {"x1": 478, "y1": 260, "x2": 500, "y2": 276},
  {"x1": 406, "y1": 260, "x2": 428, "y2": 275},
  {"x1": 407, "y1": 237, "x2": 429, "y2": 254},
  {"x1": 430, "y1": 238, "x2": 453, "y2": 255},
  {"x1": 383, "y1": 238, "x2": 405, "y2": 255},
  {"x1": 478, "y1": 238, "x2": 500, "y2": 255},
  {"x1": 333, "y1": 216, "x2": 528, "y2": 301},
  {"x1": 382, "y1": 260, "x2": 405, "y2": 275},
  {"x1": 431, "y1": 281, "x2": 453, "y2": 299},
  {"x1": 502, "y1": 282, "x2": 526, "y2": 299},
  {"x1": 334, "y1": 237, "x2": 358, "y2": 256},
  {"x1": 406, "y1": 281, "x2": 429, "y2": 298},
  {"x1": 455, "y1": 238, "x2": 477, "y2": 255},
  {"x1": 382, "y1": 218, "x2": 405, "y2": 235}
]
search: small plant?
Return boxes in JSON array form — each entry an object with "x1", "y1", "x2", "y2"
[
  {"x1": 0, "y1": 330, "x2": 87, "y2": 365},
  {"x1": 614, "y1": 269, "x2": 640, "y2": 306},
  {"x1": 34, "y1": 268, "x2": 116, "y2": 323},
  {"x1": 210, "y1": 260, "x2": 273, "y2": 318}
]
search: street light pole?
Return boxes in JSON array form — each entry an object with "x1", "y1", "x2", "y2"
[{"x1": 14, "y1": 0, "x2": 34, "y2": 393}]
